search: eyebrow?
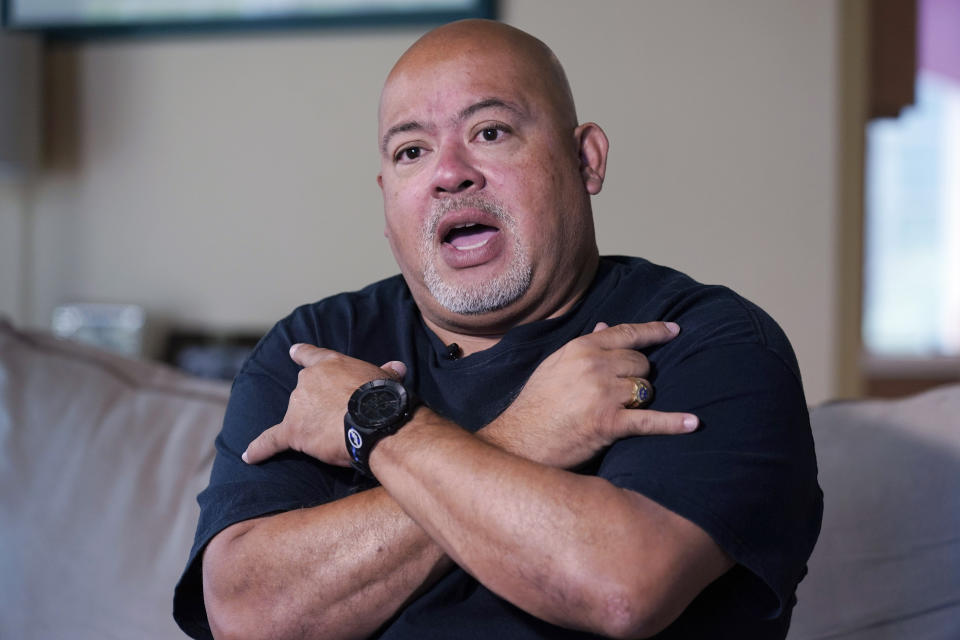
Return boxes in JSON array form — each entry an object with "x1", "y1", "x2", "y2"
[
  {"x1": 380, "y1": 121, "x2": 425, "y2": 155},
  {"x1": 380, "y1": 97, "x2": 527, "y2": 155}
]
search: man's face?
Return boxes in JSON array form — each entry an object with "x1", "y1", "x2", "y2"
[{"x1": 377, "y1": 48, "x2": 598, "y2": 331}]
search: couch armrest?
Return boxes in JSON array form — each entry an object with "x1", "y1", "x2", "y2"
[
  {"x1": 789, "y1": 384, "x2": 960, "y2": 639},
  {"x1": 0, "y1": 320, "x2": 230, "y2": 639}
]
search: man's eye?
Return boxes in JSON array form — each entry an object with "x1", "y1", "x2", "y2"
[
  {"x1": 396, "y1": 147, "x2": 422, "y2": 162},
  {"x1": 480, "y1": 128, "x2": 501, "y2": 142}
]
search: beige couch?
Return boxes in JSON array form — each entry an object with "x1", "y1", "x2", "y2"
[{"x1": 1, "y1": 319, "x2": 957, "y2": 639}]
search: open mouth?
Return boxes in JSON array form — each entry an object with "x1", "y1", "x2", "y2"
[{"x1": 443, "y1": 222, "x2": 500, "y2": 251}]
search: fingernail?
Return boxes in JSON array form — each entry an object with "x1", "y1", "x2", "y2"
[
  {"x1": 289, "y1": 343, "x2": 301, "y2": 358},
  {"x1": 665, "y1": 322, "x2": 680, "y2": 335},
  {"x1": 241, "y1": 449, "x2": 249, "y2": 463},
  {"x1": 683, "y1": 415, "x2": 699, "y2": 431},
  {"x1": 593, "y1": 321, "x2": 609, "y2": 332}
]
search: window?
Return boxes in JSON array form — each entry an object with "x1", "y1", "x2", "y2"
[{"x1": 864, "y1": 69, "x2": 960, "y2": 358}]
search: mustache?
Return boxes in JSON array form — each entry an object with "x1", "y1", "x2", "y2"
[{"x1": 426, "y1": 195, "x2": 510, "y2": 239}]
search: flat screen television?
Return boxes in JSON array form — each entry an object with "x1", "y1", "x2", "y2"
[{"x1": 0, "y1": 0, "x2": 496, "y2": 37}]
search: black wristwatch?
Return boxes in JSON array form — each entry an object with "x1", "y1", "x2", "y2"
[{"x1": 344, "y1": 378, "x2": 418, "y2": 478}]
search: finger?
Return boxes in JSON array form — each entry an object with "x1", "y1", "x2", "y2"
[
  {"x1": 605, "y1": 349, "x2": 652, "y2": 379},
  {"x1": 614, "y1": 409, "x2": 699, "y2": 437},
  {"x1": 288, "y1": 343, "x2": 337, "y2": 368},
  {"x1": 242, "y1": 424, "x2": 288, "y2": 465},
  {"x1": 380, "y1": 360, "x2": 407, "y2": 380},
  {"x1": 586, "y1": 321, "x2": 680, "y2": 351}
]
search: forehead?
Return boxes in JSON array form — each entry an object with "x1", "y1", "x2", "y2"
[{"x1": 378, "y1": 51, "x2": 545, "y2": 134}]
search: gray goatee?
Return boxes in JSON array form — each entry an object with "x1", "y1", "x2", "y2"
[{"x1": 420, "y1": 195, "x2": 532, "y2": 315}]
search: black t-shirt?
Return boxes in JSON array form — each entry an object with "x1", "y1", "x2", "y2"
[{"x1": 174, "y1": 256, "x2": 822, "y2": 639}]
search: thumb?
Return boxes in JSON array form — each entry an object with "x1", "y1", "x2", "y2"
[
  {"x1": 288, "y1": 343, "x2": 332, "y2": 368},
  {"x1": 380, "y1": 360, "x2": 407, "y2": 380},
  {"x1": 242, "y1": 423, "x2": 286, "y2": 465}
]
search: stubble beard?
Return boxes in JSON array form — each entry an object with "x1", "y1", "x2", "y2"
[{"x1": 419, "y1": 195, "x2": 533, "y2": 315}]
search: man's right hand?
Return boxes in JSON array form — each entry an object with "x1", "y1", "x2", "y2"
[
  {"x1": 482, "y1": 321, "x2": 698, "y2": 469},
  {"x1": 242, "y1": 344, "x2": 406, "y2": 468}
]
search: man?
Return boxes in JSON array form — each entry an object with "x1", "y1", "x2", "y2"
[{"x1": 174, "y1": 19, "x2": 821, "y2": 640}]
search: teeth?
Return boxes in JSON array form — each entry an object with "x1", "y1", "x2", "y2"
[
  {"x1": 445, "y1": 221, "x2": 491, "y2": 250},
  {"x1": 454, "y1": 238, "x2": 490, "y2": 251}
]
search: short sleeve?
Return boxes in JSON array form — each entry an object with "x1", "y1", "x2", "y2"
[
  {"x1": 172, "y1": 326, "x2": 358, "y2": 639},
  {"x1": 598, "y1": 342, "x2": 823, "y2": 619}
]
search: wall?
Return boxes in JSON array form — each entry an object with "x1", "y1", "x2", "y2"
[
  {"x1": 0, "y1": 183, "x2": 27, "y2": 324},
  {"x1": 0, "y1": 30, "x2": 41, "y2": 326},
  {"x1": 507, "y1": 1, "x2": 839, "y2": 404},
  {"x1": 3, "y1": 0, "x2": 840, "y2": 404}
]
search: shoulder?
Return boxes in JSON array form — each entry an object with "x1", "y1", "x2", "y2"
[
  {"x1": 599, "y1": 256, "x2": 801, "y2": 385},
  {"x1": 282, "y1": 274, "x2": 411, "y2": 340},
  {"x1": 240, "y1": 274, "x2": 413, "y2": 379},
  {"x1": 271, "y1": 274, "x2": 410, "y2": 347}
]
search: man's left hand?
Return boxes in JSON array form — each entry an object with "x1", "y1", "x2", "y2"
[{"x1": 242, "y1": 344, "x2": 405, "y2": 467}]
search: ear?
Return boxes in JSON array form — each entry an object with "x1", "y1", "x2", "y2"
[
  {"x1": 377, "y1": 174, "x2": 390, "y2": 237},
  {"x1": 574, "y1": 123, "x2": 609, "y2": 195}
]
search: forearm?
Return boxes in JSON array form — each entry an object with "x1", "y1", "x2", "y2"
[
  {"x1": 204, "y1": 399, "x2": 627, "y2": 639},
  {"x1": 371, "y1": 410, "x2": 707, "y2": 638},
  {"x1": 203, "y1": 485, "x2": 451, "y2": 640}
]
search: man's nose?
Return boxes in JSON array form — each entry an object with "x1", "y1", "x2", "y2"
[{"x1": 431, "y1": 143, "x2": 485, "y2": 196}]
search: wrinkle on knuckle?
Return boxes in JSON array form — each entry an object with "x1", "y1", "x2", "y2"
[
  {"x1": 627, "y1": 352, "x2": 650, "y2": 375},
  {"x1": 634, "y1": 411, "x2": 656, "y2": 434},
  {"x1": 316, "y1": 349, "x2": 343, "y2": 367},
  {"x1": 586, "y1": 380, "x2": 605, "y2": 401},
  {"x1": 615, "y1": 323, "x2": 637, "y2": 341},
  {"x1": 598, "y1": 407, "x2": 619, "y2": 430},
  {"x1": 581, "y1": 354, "x2": 603, "y2": 376}
]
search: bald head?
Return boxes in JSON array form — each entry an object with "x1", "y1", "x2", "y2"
[{"x1": 381, "y1": 20, "x2": 577, "y2": 133}]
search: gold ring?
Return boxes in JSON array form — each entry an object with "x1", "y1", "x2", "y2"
[{"x1": 626, "y1": 378, "x2": 653, "y2": 409}]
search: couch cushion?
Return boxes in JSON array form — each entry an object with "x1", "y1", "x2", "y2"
[
  {"x1": 789, "y1": 383, "x2": 960, "y2": 639},
  {"x1": 0, "y1": 320, "x2": 229, "y2": 639}
]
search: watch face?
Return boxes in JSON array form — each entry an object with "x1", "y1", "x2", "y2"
[
  {"x1": 349, "y1": 379, "x2": 408, "y2": 429},
  {"x1": 358, "y1": 388, "x2": 400, "y2": 422}
]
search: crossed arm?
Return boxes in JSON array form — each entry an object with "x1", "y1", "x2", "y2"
[{"x1": 201, "y1": 323, "x2": 733, "y2": 640}]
